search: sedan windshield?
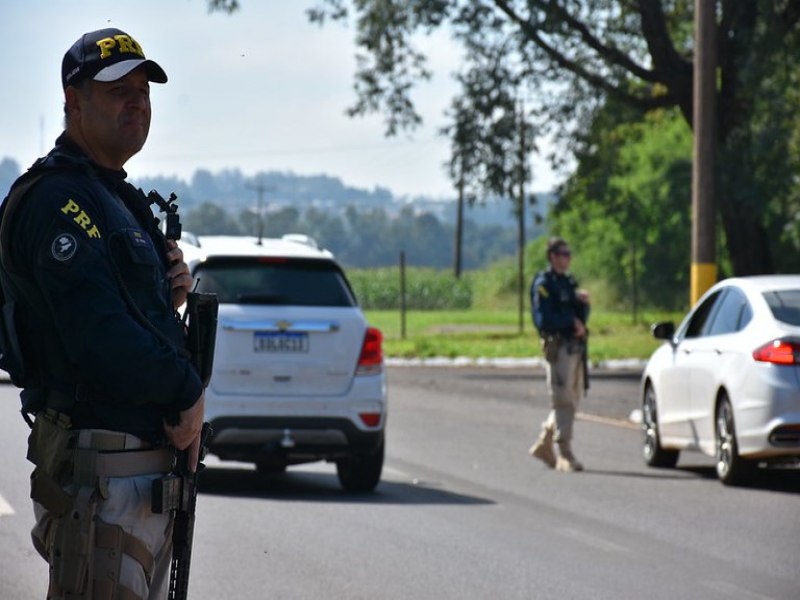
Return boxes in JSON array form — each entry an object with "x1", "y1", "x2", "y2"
[{"x1": 763, "y1": 289, "x2": 800, "y2": 326}]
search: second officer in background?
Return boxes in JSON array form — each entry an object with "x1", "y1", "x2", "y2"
[{"x1": 529, "y1": 237, "x2": 589, "y2": 472}]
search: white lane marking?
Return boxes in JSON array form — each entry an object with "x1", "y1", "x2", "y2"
[
  {"x1": 557, "y1": 527, "x2": 629, "y2": 554},
  {"x1": 0, "y1": 493, "x2": 16, "y2": 517},
  {"x1": 703, "y1": 580, "x2": 777, "y2": 600},
  {"x1": 577, "y1": 411, "x2": 640, "y2": 430}
]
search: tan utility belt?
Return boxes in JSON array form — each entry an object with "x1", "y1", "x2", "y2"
[
  {"x1": 73, "y1": 447, "x2": 175, "y2": 484},
  {"x1": 35, "y1": 410, "x2": 175, "y2": 483},
  {"x1": 31, "y1": 418, "x2": 176, "y2": 515},
  {"x1": 77, "y1": 428, "x2": 153, "y2": 451},
  {"x1": 73, "y1": 429, "x2": 175, "y2": 487}
]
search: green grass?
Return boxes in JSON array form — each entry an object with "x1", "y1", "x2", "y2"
[{"x1": 365, "y1": 309, "x2": 683, "y2": 362}]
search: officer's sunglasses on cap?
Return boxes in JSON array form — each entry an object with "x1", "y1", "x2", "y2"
[{"x1": 554, "y1": 249, "x2": 572, "y2": 257}]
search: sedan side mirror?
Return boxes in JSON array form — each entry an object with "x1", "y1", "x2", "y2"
[{"x1": 651, "y1": 321, "x2": 675, "y2": 340}]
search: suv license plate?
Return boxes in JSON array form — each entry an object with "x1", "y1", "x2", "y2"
[{"x1": 254, "y1": 331, "x2": 309, "y2": 353}]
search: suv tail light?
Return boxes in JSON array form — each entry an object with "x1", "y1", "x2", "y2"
[
  {"x1": 356, "y1": 327, "x2": 383, "y2": 376},
  {"x1": 752, "y1": 339, "x2": 800, "y2": 365}
]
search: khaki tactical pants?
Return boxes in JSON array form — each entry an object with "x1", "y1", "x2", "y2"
[
  {"x1": 543, "y1": 339, "x2": 585, "y2": 442},
  {"x1": 28, "y1": 413, "x2": 174, "y2": 600}
]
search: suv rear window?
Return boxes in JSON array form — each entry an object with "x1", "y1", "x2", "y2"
[
  {"x1": 763, "y1": 289, "x2": 800, "y2": 326},
  {"x1": 194, "y1": 257, "x2": 357, "y2": 307}
]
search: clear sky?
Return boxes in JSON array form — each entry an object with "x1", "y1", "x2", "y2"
[{"x1": 1, "y1": 1, "x2": 559, "y2": 199}]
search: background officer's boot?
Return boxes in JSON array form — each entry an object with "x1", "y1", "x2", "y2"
[
  {"x1": 556, "y1": 441, "x2": 584, "y2": 472},
  {"x1": 528, "y1": 425, "x2": 556, "y2": 468}
]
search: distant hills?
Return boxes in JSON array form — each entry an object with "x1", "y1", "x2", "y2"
[{"x1": 0, "y1": 157, "x2": 554, "y2": 268}]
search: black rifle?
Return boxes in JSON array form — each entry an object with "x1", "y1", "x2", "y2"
[
  {"x1": 152, "y1": 423, "x2": 213, "y2": 600},
  {"x1": 183, "y1": 291, "x2": 219, "y2": 387},
  {"x1": 170, "y1": 422, "x2": 212, "y2": 600},
  {"x1": 147, "y1": 189, "x2": 182, "y2": 241},
  {"x1": 582, "y1": 331, "x2": 590, "y2": 392},
  {"x1": 146, "y1": 189, "x2": 219, "y2": 599}
]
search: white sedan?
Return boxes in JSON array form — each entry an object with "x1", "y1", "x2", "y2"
[{"x1": 641, "y1": 276, "x2": 800, "y2": 485}]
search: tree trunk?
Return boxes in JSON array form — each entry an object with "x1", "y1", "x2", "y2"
[
  {"x1": 517, "y1": 191, "x2": 525, "y2": 335},
  {"x1": 719, "y1": 201, "x2": 773, "y2": 276}
]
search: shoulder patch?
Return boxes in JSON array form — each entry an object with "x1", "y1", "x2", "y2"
[
  {"x1": 51, "y1": 233, "x2": 78, "y2": 262},
  {"x1": 128, "y1": 229, "x2": 152, "y2": 248},
  {"x1": 537, "y1": 284, "x2": 549, "y2": 298}
]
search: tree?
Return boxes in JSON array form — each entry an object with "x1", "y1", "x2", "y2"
[
  {"x1": 437, "y1": 40, "x2": 536, "y2": 329},
  {"x1": 294, "y1": 0, "x2": 800, "y2": 276},
  {"x1": 301, "y1": 207, "x2": 348, "y2": 253},
  {"x1": 243, "y1": 206, "x2": 300, "y2": 239},
  {"x1": 185, "y1": 202, "x2": 242, "y2": 235},
  {"x1": 441, "y1": 45, "x2": 534, "y2": 278},
  {"x1": 554, "y1": 105, "x2": 693, "y2": 311}
]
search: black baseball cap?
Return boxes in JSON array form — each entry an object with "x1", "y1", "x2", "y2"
[{"x1": 61, "y1": 28, "x2": 168, "y2": 90}]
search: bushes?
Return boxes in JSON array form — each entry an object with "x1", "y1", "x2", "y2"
[{"x1": 348, "y1": 267, "x2": 472, "y2": 310}]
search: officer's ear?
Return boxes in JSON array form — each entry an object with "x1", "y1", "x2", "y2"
[
  {"x1": 64, "y1": 87, "x2": 80, "y2": 123},
  {"x1": 64, "y1": 82, "x2": 91, "y2": 123}
]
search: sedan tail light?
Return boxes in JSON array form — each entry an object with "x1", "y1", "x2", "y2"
[
  {"x1": 752, "y1": 339, "x2": 800, "y2": 365},
  {"x1": 356, "y1": 327, "x2": 383, "y2": 376}
]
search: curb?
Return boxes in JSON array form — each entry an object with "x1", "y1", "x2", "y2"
[{"x1": 385, "y1": 356, "x2": 647, "y2": 373}]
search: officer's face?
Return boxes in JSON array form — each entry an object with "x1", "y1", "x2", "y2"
[
  {"x1": 550, "y1": 246, "x2": 571, "y2": 273},
  {"x1": 67, "y1": 67, "x2": 152, "y2": 169}
]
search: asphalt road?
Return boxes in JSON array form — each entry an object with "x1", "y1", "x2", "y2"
[{"x1": 1, "y1": 368, "x2": 798, "y2": 599}]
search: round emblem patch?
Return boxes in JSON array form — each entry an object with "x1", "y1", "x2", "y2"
[{"x1": 51, "y1": 233, "x2": 78, "y2": 262}]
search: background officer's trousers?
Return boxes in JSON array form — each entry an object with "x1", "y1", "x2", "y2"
[{"x1": 543, "y1": 341, "x2": 585, "y2": 442}]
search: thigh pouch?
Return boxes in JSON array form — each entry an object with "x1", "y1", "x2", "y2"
[{"x1": 30, "y1": 426, "x2": 174, "y2": 600}]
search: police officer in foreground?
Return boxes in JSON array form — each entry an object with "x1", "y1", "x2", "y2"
[
  {"x1": 0, "y1": 28, "x2": 204, "y2": 598},
  {"x1": 529, "y1": 237, "x2": 589, "y2": 472}
]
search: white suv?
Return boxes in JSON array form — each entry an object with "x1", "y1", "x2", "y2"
[{"x1": 180, "y1": 234, "x2": 387, "y2": 492}]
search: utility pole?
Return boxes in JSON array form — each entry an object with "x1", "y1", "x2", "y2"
[
  {"x1": 516, "y1": 100, "x2": 527, "y2": 335},
  {"x1": 453, "y1": 153, "x2": 465, "y2": 279},
  {"x1": 245, "y1": 179, "x2": 275, "y2": 244},
  {"x1": 691, "y1": 0, "x2": 718, "y2": 304}
]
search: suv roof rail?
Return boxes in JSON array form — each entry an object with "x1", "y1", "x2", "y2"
[
  {"x1": 181, "y1": 231, "x2": 201, "y2": 247},
  {"x1": 281, "y1": 233, "x2": 320, "y2": 249}
]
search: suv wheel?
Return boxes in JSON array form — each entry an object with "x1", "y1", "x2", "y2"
[{"x1": 336, "y1": 436, "x2": 384, "y2": 493}]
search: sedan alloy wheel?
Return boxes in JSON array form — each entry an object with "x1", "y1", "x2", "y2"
[
  {"x1": 715, "y1": 395, "x2": 755, "y2": 486},
  {"x1": 642, "y1": 384, "x2": 679, "y2": 468}
]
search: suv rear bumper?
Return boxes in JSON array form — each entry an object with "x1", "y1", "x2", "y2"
[{"x1": 207, "y1": 416, "x2": 384, "y2": 464}]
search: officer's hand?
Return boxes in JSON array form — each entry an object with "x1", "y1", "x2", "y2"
[
  {"x1": 574, "y1": 318, "x2": 587, "y2": 339},
  {"x1": 577, "y1": 289, "x2": 590, "y2": 304},
  {"x1": 164, "y1": 393, "x2": 205, "y2": 472},
  {"x1": 166, "y1": 240, "x2": 193, "y2": 309}
]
